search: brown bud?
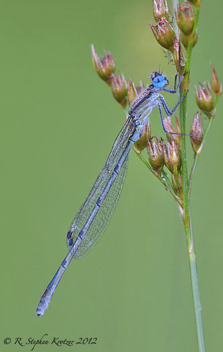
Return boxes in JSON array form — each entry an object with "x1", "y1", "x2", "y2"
[
  {"x1": 195, "y1": 82, "x2": 214, "y2": 118},
  {"x1": 110, "y1": 74, "x2": 129, "y2": 108},
  {"x1": 134, "y1": 123, "x2": 151, "y2": 155},
  {"x1": 152, "y1": 0, "x2": 169, "y2": 22},
  {"x1": 190, "y1": 112, "x2": 204, "y2": 153},
  {"x1": 147, "y1": 137, "x2": 164, "y2": 174},
  {"x1": 127, "y1": 79, "x2": 138, "y2": 106},
  {"x1": 163, "y1": 116, "x2": 181, "y2": 147},
  {"x1": 175, "y1": 2, "x2": 195, "y2": 35},
  {"x1": 172, "y1": 172, "x2": 183, "y2": 200},
  {"x1": 149, "y1": 18, "x2": 175, "y2": 52},
  {"x1": 162, "y1": 141, "x2": 181, "y2": 174},
  {"x1": 211, "y1": 65, "x2": 222, "y2": 97},
  {"x1": 91, "y1": 44, "x2": 115, "y2": 85},
  {"x1": 173, "y1": 39, "x2": 186, "y2": 76}
]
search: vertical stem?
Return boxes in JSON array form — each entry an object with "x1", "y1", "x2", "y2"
[
  {"x1": 189, "y1": 206, "x2": 205, "y2": 352},
  {"x1": 173, "y1": 3, "x2": 205, "y2": 350},
  {"x1": 180, "y1": 92, "x2": 190, "y2": 240},
  {"x1": 180, "y1": 85, "x2": 205, "y2": 352},
  {"x1": 190, "y1": 256, "x2": 205, "y2": 351}
]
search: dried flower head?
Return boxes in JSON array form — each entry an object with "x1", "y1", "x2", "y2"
[
  {"x1": 134, "y1": 122, "x2": 151, "y2": 155},
  {"x1": 110, "y1": 74, "x2": 129, "y2": 108},
  {"x1": 211, "y1": 65, "x2": 222, "y2": 97},
  {"x1": 162, "y1": 141, "x2": 181, "y2": 174},
  {"x1": 152, "y1": 0, "x2": 169, "y2": 22},
  {"x1": 149, "y1": 18, "x2": 175, "y2": 52},
  {"x1": 91, "y1": 45, "x2": 115, "y2": 85},
  {"x1": 147, "y1": 137, "x2": 164, "y2": 174},
  {"x1": 190, "y1": 112, "x2": 204, "y2": 153},
  {"x1": 195, "y1": 82, "x2": 214, "y2": 118},
  {"x1": 175, "y1": 2, "x2": 195, "y2": 36}
]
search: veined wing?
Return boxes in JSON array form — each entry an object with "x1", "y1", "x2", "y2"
[{"x1": 67, "y1": 117, "x2": 136, "y2": 259}]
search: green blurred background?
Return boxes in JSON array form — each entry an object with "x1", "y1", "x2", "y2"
[{"x1": 1, "y1": 1, "x2": 222, "y2": 351}]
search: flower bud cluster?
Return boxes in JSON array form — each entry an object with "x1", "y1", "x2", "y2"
[
  {"x1": 150, "y1": 1, "x2": 198, "y2": 74},
  {"x1": 91, "y1": 0, "x2": 221, "y2": 209},
  {"x1": 91, "y1": 45, "x2": 130, "y2": 109},
  {"x1": 147, "y1": 119, "x2": 179, "y2": 162},
  {"x1": 92, "y1": 45, "x2": 148, "y2": 112},
  {"x1": 195, "y1": 65, "x2": 221, "y2": 119},
  {"x1": 151, "y1": 0, "x2": 199, "y2": 66},
  {"x1": 146, "y1": 123, "x2": 183, "y2": 199}
]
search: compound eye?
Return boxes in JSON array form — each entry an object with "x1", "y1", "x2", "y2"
[{"x1": 153, "y1": 74, "x2": 166, "y2": 88}]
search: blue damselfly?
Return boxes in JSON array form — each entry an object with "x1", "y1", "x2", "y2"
[{"x1": 36, "y1": 71, "x2": 187, "y2": 316}]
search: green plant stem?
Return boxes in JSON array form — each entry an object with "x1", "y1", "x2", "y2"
[
  {"x1": 189, "y1": 251, "x2": 205, "y2": 352},
  {"x1": 188, "y1": 204, "x2": 205, "y2": 352},
  {"x1": 180, "y1": 89, "x2": 205, "y2": 352},
  {"x1": 175, "y1": 3, "x2": 205, "y2": 349}
]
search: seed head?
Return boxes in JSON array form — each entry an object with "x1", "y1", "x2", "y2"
[
  {"x1": 152, "y1": 0, "x2": 169, "y2": 22},
  {"x1": 162, "y1": 141, "x2": 181, "y2": 174},
  {"x1": 110, "y1": 73, "x2": 129, "y2": 109},
  {"x1": 134, "y1": 122, "x2": 151, "y2": 155},
  {"x1": 173, "y1": 39, "x2": 186, "y2": 76},
  {"x1": 147, "y1": 137, "x2": 164, "y2": 175},
  {"x1": 128, "y1": 79, "x2": 138, "y2": 106},
  {"x1": 211, "y1": 65, "x2": 222, "y2": 97},
  {"x1": 149, "y1": 18, "x2": 175, "y2": 52},
  {"x1": 190, "y1": 112, "x2": 204, "y2": 153},
  {"x1": 172, "y1": 172, "x2": 183, "y2": 200},
  {"x1": 91, "y1": 45, "x2": 115, "y2": 85},
  {"x1": 163, "y1": 116, "x2": 181, "y2": 148},
  {"x1": 195, "y1": 81, "x2": 214, "y2": 118},
  {"x1": 175, "y1": 2, "x2": 195, "y2": 36}
]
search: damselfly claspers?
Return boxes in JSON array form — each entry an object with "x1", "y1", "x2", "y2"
[{"x1": 36, "y1": 71, "x2": 187, "y2": 316}]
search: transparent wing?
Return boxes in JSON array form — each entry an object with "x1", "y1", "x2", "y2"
[{"x1": 67, "y1": 118, "x2": 136, "y2": 259}]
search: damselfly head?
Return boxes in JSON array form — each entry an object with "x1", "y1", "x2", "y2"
[{"x1": 149, "y1": 71, "x2": 169, "y2": 88}]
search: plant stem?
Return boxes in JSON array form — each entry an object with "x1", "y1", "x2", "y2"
[
  {"x1": 180, "y1": 86, "x2": 205, "y2": 352},
  {"x1": 173, "y1": 2, "x2": 205, "y2": 349},
  {"x1": 189, "y1": 243, "x2": 206, "y2": 352}
]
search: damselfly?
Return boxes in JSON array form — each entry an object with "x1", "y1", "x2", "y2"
[{"x1": 36, "y1": 71, "x2": 188, "y2": 316}]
